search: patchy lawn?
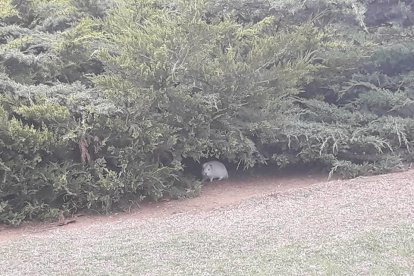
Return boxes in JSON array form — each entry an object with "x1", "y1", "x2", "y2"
[{"x1": 1, "y1": 170, "x2": 413, "y2": 275}]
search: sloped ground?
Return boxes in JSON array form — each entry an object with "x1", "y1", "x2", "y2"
[
  {"x1": 0, "y1": 170, "x2": 413, "y2": 275},
  {"x1": 0, "y1": 171, "x2": 325, "y2": 242}
]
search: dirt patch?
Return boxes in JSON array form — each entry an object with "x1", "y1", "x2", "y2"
[
  {"x1": 1, "y1": 170, "x2": 413, "y2": 275},
  {"x1": 0, "y1": 171, "x2": 326, "y2": 243}
]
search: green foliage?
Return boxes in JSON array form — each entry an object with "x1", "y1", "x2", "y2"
[
  {"x1": 93, "y1": 0, "x2": 322, "y2": 168},
  {"x1": 0, "y1": 0, "x2": 18, "y2": 20},
  {"x1": 1, "y1": 0, "x2": 414, "y2": 224}
]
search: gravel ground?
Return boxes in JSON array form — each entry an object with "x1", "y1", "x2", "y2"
[{"x1": 1, "y1": 170, "x2": 413, "y2": 275}]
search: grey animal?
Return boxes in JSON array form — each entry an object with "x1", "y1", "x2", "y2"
[{"x1": 201, "y1": 161, "x2": 228, "y2": 182}]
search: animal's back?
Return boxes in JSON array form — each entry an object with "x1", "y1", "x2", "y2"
[{"x1": 202, "y1": 160, "x2": 228, "y2": 180}]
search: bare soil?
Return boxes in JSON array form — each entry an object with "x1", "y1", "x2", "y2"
[{"x1": 0, "y1": 171, "x2": 326, "y2": 243}]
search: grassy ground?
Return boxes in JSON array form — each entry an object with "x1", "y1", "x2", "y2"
[{"x1": 1, "y1": 171, "x2": 413, "y2": 275}]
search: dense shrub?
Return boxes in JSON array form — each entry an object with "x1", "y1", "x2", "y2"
[{"x1": 1, "y1": 0, "x2": 414, "y2": 224}]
